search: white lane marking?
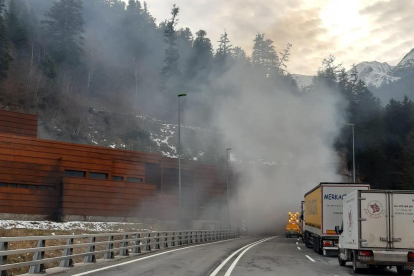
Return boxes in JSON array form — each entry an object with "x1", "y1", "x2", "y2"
[
  {"x1": 305, "y1": 255, "x2": 315, "y2": 262},
  {"x1": 72, "y1": 237, "x2": 244, "y2": 276},
  {"x1": 297, "y1": 247, "x2": 301, "y2": 250},
  {"x1": 209, "y1": 238, "x2": 270, "y2": 276},
  {"x1": 296, "y1": 242, "x2": 298, "y2": 245},
  {"x1": 223, "y1": 237, "x2": 275, "y2": 276}
]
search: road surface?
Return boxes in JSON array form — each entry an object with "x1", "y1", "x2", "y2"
[{"x1": 44, "y1": 236, "x2": 406, "y2": 276}]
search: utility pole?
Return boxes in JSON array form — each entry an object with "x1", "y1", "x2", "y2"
[
  {"x1": 178, "y1": 93, "x2": 187, "y2": 230},
  {"x1": 347, "y1": 123, "x2": 356, "y2": 183},
  {"x1": 226, "y1": 148, "x2": 232, "y2": 229}
]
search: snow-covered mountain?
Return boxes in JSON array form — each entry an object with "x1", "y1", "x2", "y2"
[
  {"x1": 291, "y1": 48, "x2": 414, "y2": 89},
  {"x1": 396, "y1": 48, "x2": 414, "y2": 69},
  {"x1": 348, "y1": 61, "x2": 400, "y2": 88}
]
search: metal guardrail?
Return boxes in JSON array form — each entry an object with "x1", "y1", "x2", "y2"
[{"x1": 0, "y1": 229, "x2": 239, "y2": 275}]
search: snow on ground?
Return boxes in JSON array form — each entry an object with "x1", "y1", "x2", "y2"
[
  {"x1": 0, "y1": 220, "x2": 148, "y2": 232},
  {"x1": 149, "y1": 122, "x2": 178, "y2": 158}
]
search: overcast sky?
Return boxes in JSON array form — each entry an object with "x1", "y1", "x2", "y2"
[{"x1": 139, "y1": 0, "x2": 414, "y2": 75}]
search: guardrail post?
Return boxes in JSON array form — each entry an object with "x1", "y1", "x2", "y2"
[
  {"x1": 145, "y1": 233, "x2": 151, "y2": 251},
  {"x1": 170, "y1": 232, "x2": 175, "y2": 247},
  {"x1": 163, "y1": 232, "x2": 168, "y2": 248},
  {"x1": 28, "y1": 239, "x2": 46, "y2": 274},
  {"x1": 104, "y1": 236, "x2": 114, "y2": 259},
  {"x1": 59, "y1": 238, "x2": 74, "y2": 267},
  {"x1": 154, "y1": 233, "x2": 160, "y2": 250},
  {"x1": 178, "y1": 232, "x2": 182, "y2": 246},
  {"x1": 185, "y1": 231, "x2": 189, "y2": 244},
  {"x1": 132, "y1": 234, "x2": 141, "y2": 254},
  {"x1": 120, "y1": 235, "x2": 129, "y2": 256},
  {"x1": 0, "y1": 241, "x2": 8, "y2": 276},
  {"x1": 84, "y1": 237, "x2": 96, "y2": 263}
]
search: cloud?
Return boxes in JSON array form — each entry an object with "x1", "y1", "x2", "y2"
[{"x1": 143, "y1": 0, "x2": 414, "y2": 75}]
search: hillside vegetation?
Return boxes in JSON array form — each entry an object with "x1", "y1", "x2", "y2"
[{"x1": 0, "y1": 0, "x2": 414, "y2": 189}]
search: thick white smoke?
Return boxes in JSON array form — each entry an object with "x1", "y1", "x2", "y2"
[{"x1": 199, "y1": 65, "x2": 348, "y2": 234}]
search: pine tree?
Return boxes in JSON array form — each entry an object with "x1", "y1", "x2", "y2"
[
  {"x1": 0, "y1": 0, "x2": 12, "y2": 81},
  {"x1": 232, "y1": 47, "x2": 249, "y2": 64},
  {"x1": 349, "y1": 79, "x2": 386, "y2": 188},
  {"x1": 276, "y1": 43, "x2": 292, "y2": 75},
  {"x1": 42, "y1": 54, "x2": 57, "y2": 80},
  {"x1": 312, "y1": 55, "x2": 340, "y2": 89},
  {"x1": 160, "y1": 4, "x2": 180, "y2": 82},
  {"x1": 252, "y1": 33, "x2": 278, "y2": 77},
  {"x1": 6, "y1": 0, "x2": 27, "y2": 48},
  {"x1": 186, "y1": 29, "x2": 212, "y2": 80},
  {"x1": 42, "y1": 0, "x2": 84, "y2": 65},
  {"x1": 215, "y1": 31, "x2": 232, "y2": 69},
  {"x1": 398, "y1": 130, "x2": 414, "y2": 189}
]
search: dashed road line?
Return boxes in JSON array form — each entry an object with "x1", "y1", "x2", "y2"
[
  {"x1": 297, "y1": 247, "x2": 301, "y2": 250},
  {"x1": 305, "y1": 255, "x2": 315, "y2": 262}
]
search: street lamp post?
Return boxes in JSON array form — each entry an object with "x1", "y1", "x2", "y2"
[
  {"x1": 226, "y1": 148, "x2": 232, "y2": 229},
  {"x1": 347, "y1": 123, "x2": 355, "y2": 183},
  {"x1": 178, "y1": 93, "x2": 187, "y2": 230}
]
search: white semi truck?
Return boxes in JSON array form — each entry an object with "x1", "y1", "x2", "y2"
[
  {"x1": 337, "y1": 190, "x2": 414, "y2": 275},
  {"x1": 303, "y1": 182, "x2": 370, "y2": 256}
]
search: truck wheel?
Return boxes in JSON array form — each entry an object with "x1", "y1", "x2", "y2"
[
  {"x1": 317, "y1": 238, "x2": 323, "y2": 255},
  {"x1": 305, "y1": 233, "x2": 311, "y2": 248},
  {"x1": 352, "y1": 253, "x2": 362, "y2": 273},
  {"x1": 397, "y1": 266, "x2": 413, "y2": 275},
  {"x1": 314, "y1": 237, "x2": 322, "y2": 255},
  {"x1": 338, "y1": 254, "x2": 346, "y2": 266}
]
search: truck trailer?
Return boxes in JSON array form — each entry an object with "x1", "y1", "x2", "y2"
[
  {"x1": 303, "y1": 182, "x2": 370, "y2": 256},
  {"x1": 337, "y1": 190, "x2": 414, "y2": 275}
]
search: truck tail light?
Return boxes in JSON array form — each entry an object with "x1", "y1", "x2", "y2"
[
  {"x1": 358, "y1": 251, "x2": 373, "y2": 256},
  {"x1": 358, "y1": 250, "x2": 374, "y2": 261},
  {"x1": 323, "y1": 240, "x2": 333, "y2": 247},
  {"x1": 408, "y1": 252, "x2": 414, "y2": 262}
]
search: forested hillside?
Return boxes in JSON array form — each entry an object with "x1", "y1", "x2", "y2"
[{"x1": 0, "y1": 0, "x2": 414, "y2": 190}]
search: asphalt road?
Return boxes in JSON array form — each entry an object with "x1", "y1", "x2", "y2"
[
  {"x1": 44, "y1": 236, "x2": 408, "y2": 276},
  {"x1": 215, "y1": 237, "x2": 405, "y2": 276}
]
